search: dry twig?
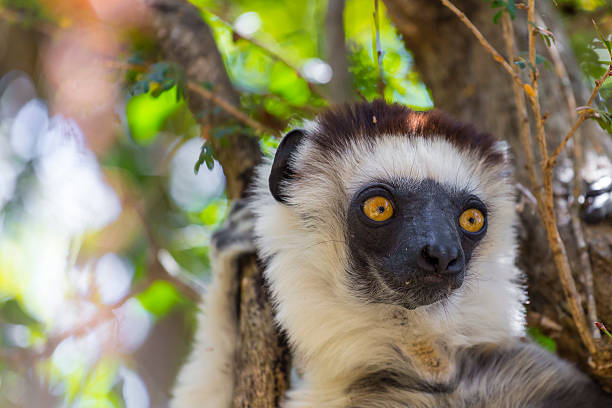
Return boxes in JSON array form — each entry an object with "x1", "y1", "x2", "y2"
[
  {"x1": 442, "y1": 0, "x2": 603, "y2": 356},
  {"x1": 538, "y1": 11, "x2": 601, "y2": 339},
  {"x1": 187, "y1": 82, "x2": 277, "y2": 135},
  {"x1": 203, "y1": 10, "x2": 329, "y2": 102},
  {"x1": 373, "y1": 0, "x2": 385, "y2": 98},
  {"x1": 501, "y1": 13, "x2": 543, "y2": 209},
  {"x1": 439, "y1": 0, "x2": 522, "y2": 87}
]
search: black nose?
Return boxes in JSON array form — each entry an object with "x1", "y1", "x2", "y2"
[{"x1": 418, "y1": 244, "x2": 464, "y2": 274}]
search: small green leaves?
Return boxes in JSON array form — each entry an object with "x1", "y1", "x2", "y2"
[
  {"x1": 576, "y1": 107, "x2": 612, "y2": 135},
  {"x1": 593, "y1": 109, "x2": 612, "y2": 135},
  {"x1": 485, "y1": 0, "x2": 516, "y2": 24},
  {"x1": 129, "y1": 62, "x2": 186, "y2": 101},
  {"x1": 126, "y1": 85, "x2": 185, "y2": 145},
  {"x1": 529, "y1": 21, "x2": 555, "y2": 47},
  {"x1": 194, "y1": 141, "x2": 215, "y2": 174},
  {"x1": 514, "y1": 53, "x2": 551, "y2": 72},
  {"x1": 593, "y1": 20, "x2": 612, "y2": 58}
]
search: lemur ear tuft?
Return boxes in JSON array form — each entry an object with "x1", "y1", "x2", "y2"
[{"x1": 269, "y1": 129, "x2": 306, "y2": 203}]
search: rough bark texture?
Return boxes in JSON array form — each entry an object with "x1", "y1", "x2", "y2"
[
  {"x1": 233, "y1": 256, "x2": 292, "y2": 408},
  {"x1": 383, "y1": 0, "x2": 612, "y2": 387},
  {"x1": 149, "y1": 1, "x2": 291, "y2": 406}
]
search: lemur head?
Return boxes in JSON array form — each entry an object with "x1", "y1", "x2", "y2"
[{"x1": 260, "y1": 100, "x2": 516, "y2": 314}]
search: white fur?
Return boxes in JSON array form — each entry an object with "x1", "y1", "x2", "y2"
[
  {"x1": 170, "y1": 241, "x2": 251, "y2": 408},
  {"x1": 252, "y1": 134, "x2": 524, "y2": 407},
  {"x1": 172, "y1": 130, "x2": 525, "y2": 408}
]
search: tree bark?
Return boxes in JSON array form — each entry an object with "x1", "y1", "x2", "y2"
[
  {"x1": 324, "y1": 0, "x2": 355, "y2": 104},
  {"x1": 383, "y1": 0, "x2": 612, "y2": 387},
  {"x1": 149, "y1": 1, "x2": 291, "y2": 406}
]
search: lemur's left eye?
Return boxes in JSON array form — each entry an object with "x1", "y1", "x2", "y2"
[
  {"x1": 459, "y1": 209, "x2": 485, "y2": 233},
  {"x1": 363, "y1": 196, "x2": 394, "y2": 222}
]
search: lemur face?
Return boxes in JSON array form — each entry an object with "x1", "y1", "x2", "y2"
[
  {"x1": 267, "y1": 101, "x2": 513, "y2": 311},
  {"x1": 346, "y1": 178, "x2": 488, "y2": 309}
]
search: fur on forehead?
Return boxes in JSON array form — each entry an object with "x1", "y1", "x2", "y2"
[
  {"x1": 291, "y1": 133, "x2": 509, "y2": 208},
  {"x1": 305, "y1": 100, "x2": 505, "y2": 167}
]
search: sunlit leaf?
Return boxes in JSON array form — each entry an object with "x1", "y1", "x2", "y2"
[
  {"x1": 137, "y1": 280, "x2": 184, "y2": 319},
  {"x1": 126, "y1": 85, "x2": 185, "y2": 146}
]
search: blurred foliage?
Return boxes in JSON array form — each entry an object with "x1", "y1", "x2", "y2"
[
  {"x1": 0, "y1": 0, "x2": 609, "y2": 407},
  {"x1": 527, "y1": 327, "x2": 558, "y2": 353}
]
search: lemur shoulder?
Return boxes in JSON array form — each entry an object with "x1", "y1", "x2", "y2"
[{"x1": 172, "y1": 101, "x2": 612, "y2": 408}]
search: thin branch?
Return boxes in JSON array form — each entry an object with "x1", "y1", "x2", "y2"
[
  {"x1": 105, "y1": 59, "x2": 277, "y2": 136},
  {"x1": 501, "y1": 13, "x2": 543, "y2": 210},
  {"x1": 203, "y1": 10, "x2": 329, "y2": 102},
  {"x1": 527, "y1": 0, "x2": 548, "y2": 165},
  {"x1": 525, "y1": 0, "x2": 596, "y2": 355},
  {"x1": 439, "y1": 0, "x2": 522, "y2": 87},
  {"x1": 541, "y1": 10, "x2": 604, "y2": 338},
  {"x1": 547, "y1": 65, "x2": 612, "y2": 169},
  {"x1": 373, "y1": 0, "x2": 385, "y2": 98},
  {"x1": 187, "y1": 82, "x2": 277, "y2": 135},
  {"x1": 443, "y1": 0, "x2": 598, "y2": 355}
]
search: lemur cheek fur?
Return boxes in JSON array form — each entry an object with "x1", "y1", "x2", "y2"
[{"x1": 171, "y1": 101, "x2": 612, "y2": 408}]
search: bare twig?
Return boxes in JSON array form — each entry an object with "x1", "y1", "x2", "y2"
[
  {"x1": 444, "y1": 0, "x2": 599, "y2": 356},
  {"x1": 373, "y1": 0, "x2": 385, "y2": 98},
  {"x1": 540, "y1": 9, "x2": 603, "y2": 338},
  {"x1": 525, "y1": 0, "x2": 596, "y2": 355},
  {"x1": 439, "y1": 0, "x2": 522, "y2": 87},
  {"x1": 187, "y1": 82, "x2": 277, "y2": 135},
  {"x1": 204, "y1": 10, "x2": 329, "y2": 102},
  {"x1": 502, "y1": 13, "x2": 543, "y2": 210},
  {"x1": 547, "y1": 65, "x2": 612, "y2": 169}
]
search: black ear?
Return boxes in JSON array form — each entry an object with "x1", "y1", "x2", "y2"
[{"x1": 269, "y1": 129, "x2": 306, "y2": 203}]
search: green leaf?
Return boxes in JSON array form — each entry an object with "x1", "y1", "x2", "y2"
[
  {"x1": 527, "y1": 327, "x2": 557, "y2": 353},
  {"x1": 485, "y1": 0, "x2": 515, "y2": 22},
  {"x1": 0, "y1": 299, "x2": 40, "y2": 326},
  {"x1": 137, "y1": 280, "x2": 184, "y2": 319},
  {"x1": 126, "y1": 85, "x2": 184, "y2": 146},
  {"x1": 593, "y1": 109, "x2": 612, "y2": 134},
  {"x1": 194, "y1": 141, "x2": 215, "y2": 174},
  {"x1": 593, "y1": 20, "x2": 612, "y2": 57}
]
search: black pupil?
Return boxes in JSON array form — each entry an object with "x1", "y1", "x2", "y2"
[
  {"x1": 469, "y1": 217, "x2": 475, "y2": 224},
  {"x1": 378, "y1": 206, "x2": 385, "y2": 213}
]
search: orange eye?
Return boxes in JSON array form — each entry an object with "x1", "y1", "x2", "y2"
[
  {"x1": 363, "y1": 196, "x2": 394, "y2": 222},
  {"x1": 459, "y1": 209, "x2": 485, "y2": 233}
]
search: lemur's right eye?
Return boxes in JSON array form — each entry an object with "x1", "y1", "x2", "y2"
[{"x1": 363, "y1": 196, "x2": 394, "y2": 222}]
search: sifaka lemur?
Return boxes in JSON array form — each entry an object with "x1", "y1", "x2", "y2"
[{"x1": 171, "y1": 101, "x2": 612, "y2": 408}]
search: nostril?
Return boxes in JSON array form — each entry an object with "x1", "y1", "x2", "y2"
[
  {"x1": 421, "y1": 246, "x2": 438, "y2": 265},
  {"x1": 420, "y1": 243, "x2": 464, "y2": 274}
]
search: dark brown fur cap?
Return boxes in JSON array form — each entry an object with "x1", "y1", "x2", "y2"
[{"x1": 310, "y1": 100, "x2": 504, "y2": 165}]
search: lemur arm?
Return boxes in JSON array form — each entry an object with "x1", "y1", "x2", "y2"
[{"x1": 171, "y1": 201, "x2": 255, "y2": 408}]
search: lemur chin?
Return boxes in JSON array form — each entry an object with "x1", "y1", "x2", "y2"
[{"x1": 172, "y1": 100, "x2": 612, "y2": 408}]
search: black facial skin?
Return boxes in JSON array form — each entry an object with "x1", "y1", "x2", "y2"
[{"x1": 346, "y1": 179, "x2": 488, "y2": 310}]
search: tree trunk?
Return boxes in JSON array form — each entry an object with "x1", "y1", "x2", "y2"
[
  {"x1": 149, "y1": 1, "x2": 291, "y2": 406},
  {"x1": 383, "y1": 0, "x2": 612, "y2": 387}
]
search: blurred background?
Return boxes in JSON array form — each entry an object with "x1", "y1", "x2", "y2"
[{"x1": 0, "y1": 0, "x2": 609, "y2": 407}]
